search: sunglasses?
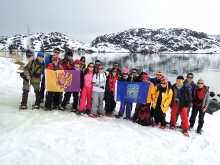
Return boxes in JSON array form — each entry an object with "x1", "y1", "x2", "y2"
[
  {"x1": 52, "y1": 60, "x2": 58, "y2": 62},
  {"x1": 142, "y1": 78, "x2": 148, "y2": 80},
  {"x1": 98, "y1": 68, "x2": 104, "y2": 70},
  {"x1": 88, "y1": 66, "x2": 94, "y2": 68},
  {"x1": 161, "y1": 83, "x2": 166, "y2": 85},
  {"x1": 122, "y1": 73, "x2": 128, "y2": 75},
  {"x1": 156, "y1": 74, "x2": 163, "y2": 76},
  {"x1": 197, "y1": 83, "x2": 204, "y2": 84},
  {"x1": 132, "y1": 72, "x2": 137, "y2": 74},
  {"x1": 187, "y1": 76, "x2": 193, "y2": 79},
  {"x1": 112, "y1": 71, "x2": 117, "y2": 73},
  {"x1": 54, "y1": 51, "x2": 60, "y2": 54},
  {"x1": 113, "y1": 64, "x2": 118, "y2": 67}
]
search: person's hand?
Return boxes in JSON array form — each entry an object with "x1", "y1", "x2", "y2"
[
  {"x1": 202, "y1": 108, "x2": 206, "y2": 112},
  {"x1": 26, "y1": 75, "x2": 31, "y2": 80}
]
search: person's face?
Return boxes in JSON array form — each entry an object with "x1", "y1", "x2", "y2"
[
  {"x1": 37, "y1": 55, "x2": 44, "y2": 62},
  {"x1": 88, "y1": 64, "x2": 94, "y2": 71},
  {"x1": 160, "y1": 82, "x2": 167, "y2": 88},
  {"x1": 98, "y1": 66, "x2": 104, "y2": 73},
  {"x1": 52, "y1": 60, "x2": 58, "y2": 66},
  {"x1": 186, "y1": 75, "x2": 194, "y2": 83},
  {"x1": 142, "y1": 78, "x2": 149, "y2": 82},
  {"x1": 95, "y1": 62, "x2": 100, "y2": 68},
  {"x1": 80, "y1": 60, "x2": 85, "y2": 65},
  {"x1": 132, "y1": 70, "x2": 137, "y2": 76},
  {"x1": 156, "y1": 73, "x2": 163, "y2": 80},
  {"x1": 113, "y1": 64, "x2": 118, "y2": 69},
  {"x1": 197, "y1": 81, "x2": 204, "y2": 88},
  {"x1": 112, "y1": 70, "x2": 117, "y2": 76},
  {"x1": 176, "y1": 79, "x2": 183, "y2": 86},
  {"x1": 54, "y1": 50, "x2": 60, "y2": 56},
  {"x1": 74, "y1": 63, "x2": 80, "y2": 69},
  {"x1": 67, "y1": 55, "x2": 72, "y2": 60}
]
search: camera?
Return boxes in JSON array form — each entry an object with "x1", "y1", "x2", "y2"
[
  {"x1": 100, "y1": 86, "x2": 104, "y2": 89},
  {"x1": 34, "y1": 73, "x2": 41, "y2": 78}
]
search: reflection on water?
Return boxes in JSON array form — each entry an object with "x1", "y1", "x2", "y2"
[{"x1": 1, "y1": 52, "x2": 220, "y2": 98}]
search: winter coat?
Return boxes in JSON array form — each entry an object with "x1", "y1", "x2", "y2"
[
  {"x1": 61, "y1": 58, "x2": 74, "y2": 70},
  {"x1": 45, "y1": 55, "x2": 62, "y2": 67},
  {"x1": 106, "y1": 74, "x2": 120, "y2": 95},
  {"x1": 171, "y1": 83, "x2": 192, "y2": 112},
  {"x1": 152, "y1": 85, "x2": 173, "y2": 113},
  {"x1": 24, "y1": 59, "x2": 45, "y2": 84},
  {"x1": 47, "y1": 63, "x2": 63, "y2": 70},
  {"x1": 150, "y1": 77, "x2": 161, "y2": 85},
  {"x1": 193, "y1": 85, "x2": 210, "y2": 109},
  {"x1": 145, "y1": 82, "x2": 156, "y2": 104},
  {"x1": 184, "y1": 80, "x2": 196, "y2": 99}
]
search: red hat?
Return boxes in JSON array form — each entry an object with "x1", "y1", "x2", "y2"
[
  {"x1": 142, "y1": 75, "x2": 150, "y2": 80},
  {"x1": 52, "y1": 55, "x2": 58, "y2": 61},
  {"x1": 161, "y1": 77, "x2": 169, "y2": 84},
  {"x1": 74, "y1": 59, "x2": 80, "y2": 64}
]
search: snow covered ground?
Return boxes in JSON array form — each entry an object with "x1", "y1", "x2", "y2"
[{"x1": 0, "y1": 56, "x2": 220, "y2": 165}]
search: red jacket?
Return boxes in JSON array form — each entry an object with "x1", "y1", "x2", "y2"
[
  {"x1": 47, "y1": 63, "x2": 64, "y2": 70},
  {"x1": 61, "y1": 59, "x2": 74, "y2": 70},
  {"x1": 107, "y1": 74, "x2": 120, "y2": 95}
]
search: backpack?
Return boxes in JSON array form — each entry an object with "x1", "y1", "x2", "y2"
[{"x1": 137, "y1": 105, "x2": 152, "y2": 126}]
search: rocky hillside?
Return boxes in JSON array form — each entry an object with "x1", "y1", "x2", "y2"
[
  {"x1": 0, "y1": 32, "x2": 95, "y2": 53},
  {"x1": 91, "y1": 28, "x2": 220, "y2": 53}
]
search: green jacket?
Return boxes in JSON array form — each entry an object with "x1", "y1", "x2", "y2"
[{"x1": 24, "y1": 59, "x2": 45, "y2": 83}]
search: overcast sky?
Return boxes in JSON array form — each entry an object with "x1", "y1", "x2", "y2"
[{"x1": 1, "y1": 0, "x2": 220, "y2": 43}]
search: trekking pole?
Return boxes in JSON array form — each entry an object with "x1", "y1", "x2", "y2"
[{"x1": 29, "y1": 80, "x2": 32, "y2": 109}]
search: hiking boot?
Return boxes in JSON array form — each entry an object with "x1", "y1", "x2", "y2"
[
  {"x1": 182, "y1": 130, "x2": 189, "y2": 137},
  {"x1": 21, "y1": 105, "x2": 27, "y2": 109},
  {"x1": 52, "y1": 105, "x2": 59, "y2": 109},
  {"x1": 170, "y1": 125, "x2": 175, "y2": 130},
  {"x1": 34, "y1": 105, "x2": 40, "y2": 109},
  {"x1": 85, "y1": 109, "x2": 91, "y2": 114},
  {"x1": 159, "y1": 126, "x2": 165, "y2": 129},
  {"x1": 152, "y1": 122, "x2": 158, "y2": 126},
  {"x1": 71, "y1": 109, "x2": 77, "y2": 113},
  {"x1": 196, "y1": 128, "x2": 202, "y2": 134},
  {"x1": 114, "y1": 115, "x2": 122, "y2": 118},
  {"x1": 59, "y1": 106, "x2": 65, "y2": 111},
  {"x1": 76, "y1": 110, "x2": 84, "y2": 115},
  {"x1": 98, "y1": 114, "x2": 104, "y2": 118},
  {"x1": 106, "y1": 113, "x2": 115, "y2": 118},
  {"x1": 88, "y1": 114, "x2": 96, "y2": 118},
  {"x1": 45, "y1": 107, "x2": 52, "y2": 111},
  {"x1": 40, "y1": 99, "x2": 44, "y2": 103}
]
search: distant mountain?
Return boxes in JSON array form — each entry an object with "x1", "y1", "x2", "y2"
[
  {"x1": 0, "y1": 32, "x2": 95, "y2": 53},
  {"x1": 91, "y1": 28, "x2": 220, "y2": 54}
]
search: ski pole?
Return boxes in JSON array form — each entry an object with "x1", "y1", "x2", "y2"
[{"x1": 29, "y1": 80, "x2": 32, "y2": 109}]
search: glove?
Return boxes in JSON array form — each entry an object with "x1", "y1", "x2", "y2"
[{"x1": 181, "y1": 107, "x2": 187, "y2": 112}]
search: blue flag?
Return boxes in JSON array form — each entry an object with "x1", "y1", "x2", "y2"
[{"x1": 115, "y1": 81, "x2": 150, "y2": 103}]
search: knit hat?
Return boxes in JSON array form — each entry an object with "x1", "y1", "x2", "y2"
[
  {"x1": 74, "y1": 59, "x2": 80, "y2": 64},
  {"x1": 210, "y1": 91, "x2": 215, "y2": 97},
  {"x1": 176, "y1": 76, "x2": 184, "y2": 80},
  {"x1": 142, "y1": 75, "x2": 150, "y2": 80},
  {"x1": 80, "y1": 56, "x2": 85, "y2": 62},
  {"x1": 161, "y1": 77, "x2": 169, "y2": 84},
  {"x1": 113, "y1": 61, "x2": 119, "y2": 65},
  {"x1": 122, "y1": 68, "x2": 129, "y2": 73},
  {"x1": 52, "y1": 55, "x2": 58, "y2": 61},
  {"x1": 67, "y1": 52, "x2": 73, "y2": 57},
  {"x1": 37, "y1": 52, "x2": 44, "y2": 57}
]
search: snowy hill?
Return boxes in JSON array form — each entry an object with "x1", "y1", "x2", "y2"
[
  {"x1": 91, "y1": 28, "x2": 220, "y2": 54},
  {"x1": 0, "y1": 32, "x2": 96, "y2": 53}
]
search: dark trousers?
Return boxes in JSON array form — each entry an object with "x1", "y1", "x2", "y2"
[
  {"x1": 189, "y1": 105, "x2": 205, "y2": 130},
  {"x1": 105, "y1": 92, "x2": 116, "y2": 115},
  {"x1": 40, "y1": 76, "x2": 45, "y2": 100},
  {"x1": 133, "y1": 103, "x2": 151, "y2": 120},
  {"x1": 21, "y1": 89, "x2": 41, "y2": 106},
  {"x1": 154, "y1": 106, "x2": 166, "y2": 126},
  {"x1": 61, "y1": 92, "x2": 79, "y2": 109},
  {"x1": 45, "y1": 92, "x2": 60, "y2": 108}
]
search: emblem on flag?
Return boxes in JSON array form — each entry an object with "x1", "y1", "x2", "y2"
[{"x1": 126, "y1": 84, "x2": 139, "y2": 99}]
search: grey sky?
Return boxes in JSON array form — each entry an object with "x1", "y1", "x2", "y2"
[{"x1": 1, "y1": 0, "x2": 220, "y2": 43}]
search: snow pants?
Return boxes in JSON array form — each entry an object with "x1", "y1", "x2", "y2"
[
  {"x1": 105, "y1": 91, "x2": 116, "y2": 115},
  {"x1": 118, "y1": 102, "x2": 132, "y2": 118},
  {"x1": 21, "y1": 80, "x2": 41, "y2": 106},
  {"x1": 170, "y1": 104, "x2": 189, "y2": 130},
  {"x1": 45, "y1": 92, "x2": 60, "y2": 108},
  {"x1": 189, "y1": 105, "x2": 205, "y2": 130},
  {"x1": 91, "y1": 91, "x2": 105, "y2": 115},
  {"x1": 154, "y1": 105, "x2": 166, "y2": 126},
  {"x1": 78, "y1": 86, "x2": 93, "y2": 111},
  {"x1": 61, "y1": 92, "x2": 79, "y2": 109}
]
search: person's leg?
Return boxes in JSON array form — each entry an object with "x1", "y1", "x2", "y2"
[
  {"x1": 154, "y1": 107, "x2": 160, "y2": 124},
  {"x1": 78, "y1": 86, "x2": 87, "y2": 111},
  {"x1": 32, "y1": 82, "x2": 41, "y2": 106},
  {"x1": 180, "y1": 108, "x2": 189, "y2": 131},
  {"x1": 61, "y1": 92, "x2": 72, "y2": 107},
  {"x1": 98, "y1": 92, "x2": 105, "y2": 114},
  {"x1": 125, "y1": 102, "x2": 132, "y2": 118},
  {"x1": 170, "y1": 104, "x2": 179, "y2": 125},
  {"x1": 72, "y1": 92, "x2": 79, "y2": 109},
  {"x1": 53, "y1": 92, "x2": 60, "y2": 107},
  {"x1": 105, "y1": 93, "x2": 112, "y2": 115},
  {"x1": 45, "y1": 92, "x2": 53, "y2": 108},
  {"x1": 91, "y1": 91, "x2": 99, "y2": 115},
  {"x1": 86, "y1": 87, "x2": 93, "y2": 110},
  {"x1": 158, "y1": 108, "x2": 166, "y2": 126},
  {"x1": 189, "y1": 105, "x2": 199, "y2": 128},
  {"x1": 197, "y1": 109, "x2": 206, "y2": 131},
  {"x1": 118, "y1": 102, "x2": 126, "y2": 116},
  {"x1": 21, "y1": 80, "x2": 30, "y2": 107},
  {"x1": 132, "y1": 104, "x2": 140, "y2": 120}
]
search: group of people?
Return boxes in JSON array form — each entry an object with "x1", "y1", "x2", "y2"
[{"x1": 20, "y1": 48, "x2": 213, "y2": 137}]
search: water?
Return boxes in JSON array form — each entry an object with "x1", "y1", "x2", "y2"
[{"x1": 1, "y1": 51, "x2": 220, "y2": 99}]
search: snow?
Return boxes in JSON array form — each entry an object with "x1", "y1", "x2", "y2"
[{"x1": 0, "y1": 56, "x2": 220, "y2": 165}]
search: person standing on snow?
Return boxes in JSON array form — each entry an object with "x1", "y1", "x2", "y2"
[
  {"x1": 20, "y1": 52, "x2": 45, "y2": 109},
  {"x1": 169, "y1": 76, "x2": 192, "y2": 136},
  {"x1": 80, "y1": 56, "x2": 87, "y2": 69},
  {"x1": 189, "y1": 79, "x2": 210, "y2": 134}
]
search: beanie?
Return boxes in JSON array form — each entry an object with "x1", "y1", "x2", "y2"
[
  {"x1": 74, "y1": 59, "x2": 80, "y2": 64},
  {"x1": 122, "y1": 68, "x2": 129, "y2": 73},
  {"x1": 161, "y1": 77, "x2": 169, "y2": 84},
  {"x1": 176, "y1": 76, "x2": 184, "y2": 80},
  {"x1": 37, "y1": 52, "x2": 44, "y2": 57},
  {"x1": 80, "y1": 56, "x2": 86, "y2": 61},
  {"x1": 67, "y1": 52, "x2": 73, "y2": 57},
  {"x1": 156, "y1": 70, "x2": 164, "y2": 75}
]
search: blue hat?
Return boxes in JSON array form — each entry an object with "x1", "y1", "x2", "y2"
[{"x1": 37, "y1": 52, "x2": 44, "y2": 57}]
